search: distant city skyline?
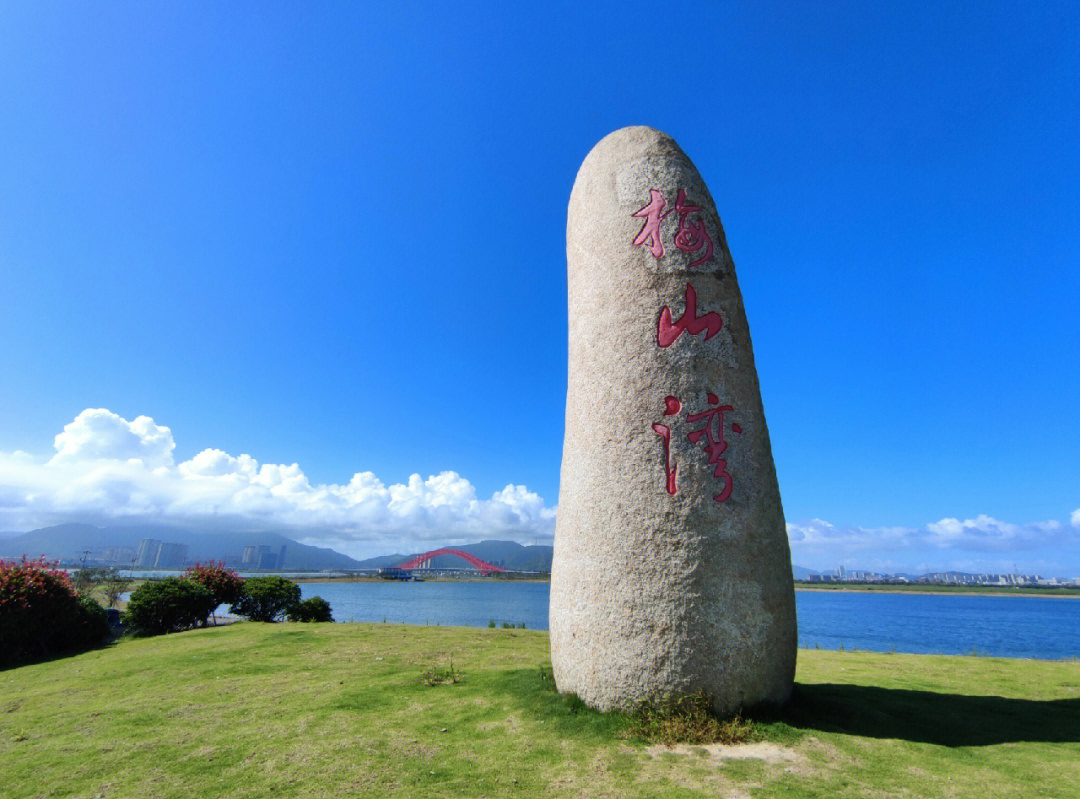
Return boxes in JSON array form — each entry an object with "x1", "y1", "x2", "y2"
[
  {"x1": 6, "y1": 520, "x2": 1078, "y2": 584},
  {"x1": 1, "y1": 4, "x2": 1077, "y2": 573}
]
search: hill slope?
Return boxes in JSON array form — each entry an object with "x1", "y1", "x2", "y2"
[{"x1": 2, "y1": 624, "x2": 1076, "y2": 799}]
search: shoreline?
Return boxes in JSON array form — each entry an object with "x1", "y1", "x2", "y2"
[
  {"x1": 292, "y1": 575, "x2": 550, "y2": 584},
  {"x1": 794, "y1": 585, "x2": 1080, "y2": 598},
  {"x1": 291, "y1": 577, "x2": 1079, "y2": 597}
]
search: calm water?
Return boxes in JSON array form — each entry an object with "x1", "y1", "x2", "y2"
[
  {"x1": 301, "y1": 581, "x2": 552, "y2": 631},
  {"x1": 298, "y1": 581, "x2": 1080, "y2": 660}
]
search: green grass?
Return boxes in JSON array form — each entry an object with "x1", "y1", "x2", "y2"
[{"x1": 1, "y1": 623, "x2": 1078, "y2": 798}]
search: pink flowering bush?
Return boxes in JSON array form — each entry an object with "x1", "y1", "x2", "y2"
[
  {"x1": 184, "y1": 561, "x2": 244, "y2": 608},
  {"x1": 0, "y1": 556, "x2": 110, "y2": 667}
]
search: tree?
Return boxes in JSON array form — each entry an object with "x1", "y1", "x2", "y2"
[
  {"x1": 73, "y1": 566, "x2": 111, "y2": 597},
  {"x1": 287, "y1": 596, "x2": 333, "y2": 623},
  {"x1": 184, "y1": 561, "x2": 243, "y2": 624},
  {"x1": 230, "y1": 576, "x2": 300, "y2": 622},
  {"x1": 100, "y1": 569, "x2": 133, "y2": 609},
  {"x1": 123, "y1": 578, "x2": 217, "y2": 636}
]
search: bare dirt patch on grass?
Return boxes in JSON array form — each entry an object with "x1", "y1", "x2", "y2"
[
  {"x1": 182, "y1": 745, "x2": 216, "y2": 760},
  {"x1": 477, "y1": 714, "x2": 522, "y2": 733},
  {"x1": 546, "y1": 752, "x2": 625, "y2": 799},
  {"x1": 647, "y1": 739, "x2": 816, "y2": 784}
]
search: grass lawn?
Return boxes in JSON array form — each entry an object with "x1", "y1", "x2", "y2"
[{"x1": 1, "y1": 623, "x2": 1077, "y2": 798}]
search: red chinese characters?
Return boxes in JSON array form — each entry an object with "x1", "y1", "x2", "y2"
[
  {"x1": 673, "y1": 189, "x2": 714, "y2": 267},
  {"x1": 686, "y1": 393, "x2": 742, "y2": 503},
  {"x1": 636, "y1": 188, "x2": 734, "y2": 503},
  {"x1": 650, "y1": 396, "x2": 682, "y2": 495},
  {"x1": 657, "y1": 283, "x2": 723, "y2": 348},
  {"x1": 652, "y1": 393, "x2": 743, "y2": 503},
  {"x1": 631, "y1": 189, "x2": 671, "y2": 258},
  {"x1": 631, "y1": 188, "x2": 714, "y2": 267}
]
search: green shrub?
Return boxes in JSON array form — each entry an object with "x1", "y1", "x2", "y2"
[
  {"x1": 123, "y1": 578, "x2": 217, "y2": 636},
  {"x1": 287, "y1": 596, "x2": 333, "y2": 623},
  {"x1": 230, "y1": 576, "x2": 300, "y2": 622},
  {"x1": 0, "y1": 557, "x2": 111, "y2": 666},
  {"x1": 422, "y1": 659, "x2": 461, "y2": 685},
  {"x1": 623, "y1": 692, "x2": 762, "y2": 746},
  {"x1": 72, "y1": 596, "x2": 112, "y2": 649}
]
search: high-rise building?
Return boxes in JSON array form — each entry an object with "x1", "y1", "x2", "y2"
[
  {"x1": 154, "y1": 543, "x2": 188, "y2": 569},
  {"x1": 242, "y1": 543, "x2": 287, "y2": 570},
  {"x1": 136, "y1": 539, "x2": 162, "y2": 568},
  {"x1": 104, "y1": 546, "x2": 136, "y2": 565},
  {"x1": 257, "y1": 546, "x2": 276, "y2": 570}
]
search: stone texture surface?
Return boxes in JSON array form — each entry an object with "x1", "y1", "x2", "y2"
[{"x1": 549, "y1": 126, "x2": 796, "y2": 715}]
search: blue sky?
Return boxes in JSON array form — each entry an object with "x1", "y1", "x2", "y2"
[{"x1": 1, "y1": 2, "x2": 1077, "y2": 573}]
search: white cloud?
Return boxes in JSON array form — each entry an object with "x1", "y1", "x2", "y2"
[
  {"x1": 51, "y1": 409, "x2": 176, "y2": 468},
  {"x1": 0, "y1": 409, "x2": 555, "y2": 556},
  {"x1": 178, "y1": 449, "x2": 258, "y2": 479},
  {"x1": 2, "y1": 408, "x2": 1073, "y2": 569},
  {"x1": 924, "y1": 515, "x2": 1061, "y2": 549},
  {"x1": 787, "y1": 513, "x2": 1080, "y2": 574}
]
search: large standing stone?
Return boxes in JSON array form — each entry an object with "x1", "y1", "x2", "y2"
[{"x1": 549, "y1": 127, "x2": 796, "y2": 715}]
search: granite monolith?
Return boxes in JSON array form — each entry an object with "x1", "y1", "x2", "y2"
[{"x1": 548, "y1": 126, "x2": 796, "y2": 715}]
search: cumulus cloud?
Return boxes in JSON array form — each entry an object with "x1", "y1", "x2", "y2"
[
  {"x1": 0, "y1": 409, "x2": 555, "y2": 557},
  {"x1": 3, "y1": 409, "x2": 1074, "y2": 570},
  {"x1": 51, "y1": 409, "x2": 176, "y2": 468}
]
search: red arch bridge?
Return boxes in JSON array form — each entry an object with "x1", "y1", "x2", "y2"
[{"x1": 397, "y1": 549, "x2": 506, "y2": 573}]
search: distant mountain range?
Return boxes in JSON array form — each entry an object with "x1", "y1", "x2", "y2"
[
  {"x1": 0, "y1": 523, "x2": 361, "y2": 571},
  {"x1": 0, "y1": 524, "x2": 556, "y2": 573},
  {"x1": 2, "y1": 523, "x2": 836, "y2": 577},
  {"x1": 347, "y1": 540, "x2": 557, "y2": 572}
]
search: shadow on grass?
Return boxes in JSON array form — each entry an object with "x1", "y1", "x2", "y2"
[
  {"x1": 481, "y1": 666, "x2": 631, "y2": 740},
  {"x1": 369, "y1": 654, "x2": 1080, "y2": 750},
  {"x1": 0, "y1": 636, "x2": 121, "y2": 672},
  {"x1": 776, "y1": 683, "x2": 1080, "y2": 746},
  {"x1": 486, "y1": 670, "x2": 1080, "y2": 748}
]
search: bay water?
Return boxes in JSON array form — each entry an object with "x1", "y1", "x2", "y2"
[{"x1": 298, "y1": 581, "x2": 1080, "y2": 660}]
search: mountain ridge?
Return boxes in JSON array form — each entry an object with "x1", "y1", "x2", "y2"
[
  {"x1": 2, "y1": 523, "x2": 828, "y2": 576},
  {"x1": 0, "y1": 523, "x2": 361, "y2": 571}
]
